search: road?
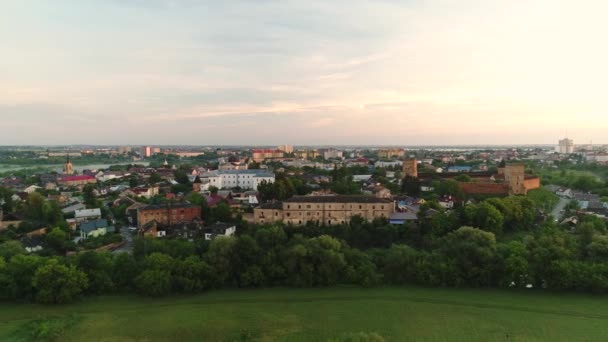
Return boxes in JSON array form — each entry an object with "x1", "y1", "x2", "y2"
[
  {"x1": 550, "y1": 197, "x2": 570, "y2": 222},
  {"x1": 112, "y1": 226, "x2": 134, "y2": 254}
]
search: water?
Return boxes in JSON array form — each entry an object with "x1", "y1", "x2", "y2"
[{"x1": 0, "y1": 162, "x2": 150, "y2": 173}]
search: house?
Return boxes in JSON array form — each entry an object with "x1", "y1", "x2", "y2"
[
  {"x1": 74, "y1": 208, "x2": 102, "y2": 222},
  {"x1": 20, "y1": 236, "x2": 44, "y2": 253},
  {"x1": 79, "y1": 219, "x2": 115, "y2": 239},
  {"x1": 363, "y1": 184, "x2": 392, "y2": 199},
  {"x1": 23, "y1": 185, "x2": 42, "y2": 194},
  {"x1": 139, "y1": 220, "x2": 167, "y2": 238},
  {"x1": 61, "y1": 202, "x2": 86, "y2": 215},
  {"x1": 352, "y1": 175, "x2": 373, "y2": 182},
  {"x1": 556, "y1": 188, "x2": 573, "y2": 198},
  {"x1": 204, "y1": 222, "x2": 236, "y2": 240}
]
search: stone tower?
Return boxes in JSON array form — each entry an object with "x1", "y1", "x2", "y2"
[
  {"x1": 64, "y1": 155, "x2": 74, "y2": 175},
  {"x1": 504, "y1": 164, "x2": 525, "y2": 195},
  {"x1": 402, "y1": 159, "x2": 418, "y2": 178}
]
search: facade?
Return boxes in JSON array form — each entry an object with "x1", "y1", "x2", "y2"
[
  {"x1": 79, "y1": 219, "x2": 114, "y2": 239},
  {"x1": 402, "y1": 159, "x2": 418, "y2": 178},
  {"x1": 141, "y1": 146, "x2": 152, "y2": 158},
  {"x1": 254, "y1": 195, "x2": 394, "y2": 226},
  {"x1": 201, "y1": 170, "x2": 275, "y2": 190},
  {"x1": 252, "y1": 149, "x2": 284, "y2": 162},
  {"x1": 558, "y1": 138, "x2": 574, "y2": 154},
  {"x1": 377, "y1": 149, "x2": 405, "y2": 159},
  {"x1": 57, "y1": 175, "x2": 96, "y2": 187},
  {"x1": 322, "y1": 149, "x2": 343, "y2": 160},
  {"x1": 74, "y1": 208, "x2": 102, "y2": 223},
  {"x1": 137, "y1": 203, "x2": 202, "y2": 228},
  {"x1": 204, "y1": 222, "x2": 237, "y2": 240},
  {"x1": 294, "y1": 149, "x2": 320, "y2": 160},
  {"x1": 278, "y1": 145, "x2": 294, "y2": 153}
]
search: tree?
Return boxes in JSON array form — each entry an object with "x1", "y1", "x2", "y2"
[
  {"x1": 401, "y1": 175, "x2": 421, "y2": 196},
  {"x1": 149, "y1": 172, "x2": 162, "y2": 184},
  {"x1": 32, "y1": 259, "x2": 89, "y2": 304},
  {"x1": 45, "y1": 227, "x2": 69, "y2": 254},
  {"x1": 24, "y1": 192, "x2": 45, "y2": 222},
  {"x1": 135, "y1": 270, "x2": 172, "y2": 296},
  {"x1": 439, "y1": 227, "x2": 498, "y2": 286},
  {"x1": 464, "y1": 202, "x2": 504, "y2": 235},
  {"x1": 0, "y1": 241, "x2": 25, "y2": 260},
  {"x1": 212, "y1": 202, "x2": 232, "y2": 222},
  {"x1": 83, "y1": 184, "x2": 97, "y2": 208},
  {"x1": 173, "y1": 169, "x2": 190, "y2": 185},
  {"x1": 112, "y1": 253, "x2": 139, "y2": 292},
  {"x1": 76, "y1": 252, "x2": 114, "y2": 295},
  {"x1": 6, "y1": 254, "x2": 43, "y2": 300},
  {"x1": 454, "y1": 174, "x2": 472, "y2": 182}
]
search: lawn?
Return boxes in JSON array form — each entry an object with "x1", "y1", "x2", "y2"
[{"x1": 1, "y1": 286, "x2": 608, "y2": 341}]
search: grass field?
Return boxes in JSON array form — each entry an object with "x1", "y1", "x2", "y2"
[{"x1": 2, "y1": 286, "x2": 608, "y2": 341}]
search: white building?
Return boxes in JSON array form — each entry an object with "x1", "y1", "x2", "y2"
[
  {"x1": 557, "y1": 138, "x2": 574, "y2": 154},
  {"x1": 200, "y1": 170, "x2": 275, "y2": 190},
  {"x1": 74, "y1": 208, "x2": 102, "y2": 223},
  {"x1": 374, "y1": 160, "x2": 403, "y2": 168},
  {"x1": 323, "y1": 149, "x2": 343, "y2": 160}
]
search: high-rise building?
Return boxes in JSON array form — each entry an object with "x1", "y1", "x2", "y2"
[
  {"x1": 141, "y1": 146, "x2": 152, "y2": 158},
  {"x1": 558, "y1": 138, "x2": 574, "y2": 154},
  {"x1": 278, "y1": 145, "x2": 294, "y2": 153}
]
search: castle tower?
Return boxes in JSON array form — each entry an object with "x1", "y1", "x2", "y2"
[
  {"x1": 402, "y1": 159, "x2": 418, "y2": 178},
  {"x1": 64, "y1": 155, "x2": 74, "y2": 175},
  {"x1": 504, "y1": 164, "x2": 525, "y2": 195}
]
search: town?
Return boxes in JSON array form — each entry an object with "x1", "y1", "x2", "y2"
[{"x1": 1, "y1": 138, "x2": 607, "y2": 255}]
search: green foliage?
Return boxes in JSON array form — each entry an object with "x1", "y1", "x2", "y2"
[
  {"x1": 401, "y1": 175, "x2": 421, "y2": 196},
  {"x1": 17, "y1": 315, "x2": 81, "y2": 342},
  {"x1": 135, "y1": 270, "x2": 172, "y2": 296},
  {"x1": 32, "y1": 259, "x2": 88, "y2": 304},
  {"x1": 327, "y1": 332, "x2": 385, "y2": 342}
]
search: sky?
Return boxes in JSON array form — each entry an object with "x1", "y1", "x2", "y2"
[{"x1": 1, "y1": 0, "x2": 607, "y2": 146}]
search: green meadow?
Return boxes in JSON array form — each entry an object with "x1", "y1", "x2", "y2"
[{"x1": 1, "y1": 286, "x2": 607, "y2": 341}]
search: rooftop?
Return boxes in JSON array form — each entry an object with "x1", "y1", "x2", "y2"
[
  {"x1": 283, "y1": 195, "x2": 392, "y2": 204},
  {"x1": 139, "y1": 203, "x2": 200, "y2": 211}
]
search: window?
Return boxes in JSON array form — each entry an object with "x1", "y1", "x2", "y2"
[
  {"x1": 359, "y1": 205, "x2": 362, "y2": 209},
  {"x1": 286, "y1": 213, "x2": 291, "y2": 217},
  {"x1": 307, "y1": 205, "x2": 311, "y2": 209}
]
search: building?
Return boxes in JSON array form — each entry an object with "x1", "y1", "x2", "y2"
[
  {"x1": 558, "y1": 138, "x2": 574, "y2": 154},
  {"x1": 402, "y1": 159, "x2": 418, "y2": 178},
  {"x1": 254, "y1": 195, "x2": 394, "y2": 226},
  {"x1": 252, "y1": 149, "x2": 284, "y2": 162},
  {"x1": 141, "y1": 146, "x2": 152, "y2": 158},
  {"x1": 200, "y1": 170, "x2": 275, "y2": 190},
  {"x1": 137, "y1": 203, "x2": 202, "y2": 228},
  {"x1": 278, "y1": 145, "x2": 294, "y2": 153},
  {"x1": 294, "y1": 149, "x2": 320, "y2": 160},
  {"x1": 377, "y1": 149, "x2": 405, "y2": 159},
  {"x1": 79, "y1": 219, "x2": 114, "y2": 239},
  {"x1": 204, "y1": 222, "x2": 237, "y2": 240},
  {"x1": 64, "y1": 156, "x2": 74, "y2": 175},
  {"x1": 322, "y1": 149, "x2": 343, "y2": 160},
  {"x1": 74, "y1": 208, "x2": 102, "y2": 223},
  {"x1": 57, "y1": 175, "x2": 96, "y2": 187}
]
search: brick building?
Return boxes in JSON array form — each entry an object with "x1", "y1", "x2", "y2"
[
  {"x1": 137, "y1": 203, "x2": 202, "y2": 228},
  {"x1": 254, "y1": 195, "x2": 394, "y2": 226}
]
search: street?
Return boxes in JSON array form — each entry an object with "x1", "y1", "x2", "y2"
[{"x1": 112, "y1": 225, "x2": 134, "y2": 254}]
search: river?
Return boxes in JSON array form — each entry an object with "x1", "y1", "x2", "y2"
[{"x1": 0, "y1": 162, "x2": 150, "y2": 173}]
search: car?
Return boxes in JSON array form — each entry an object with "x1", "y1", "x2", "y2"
[{"x1": 128, "y1": 226, "x2": 138, "y2": 232}]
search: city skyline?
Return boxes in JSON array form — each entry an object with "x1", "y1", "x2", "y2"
[{"x1": 2, "y1": 0, "x2": 607, "y2": 145}]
